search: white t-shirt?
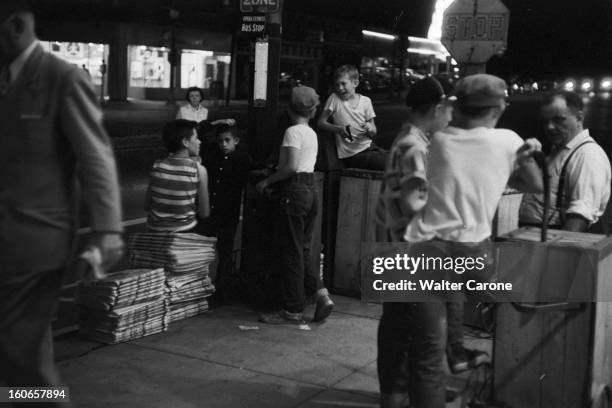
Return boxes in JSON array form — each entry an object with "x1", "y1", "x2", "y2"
[
  {"x1": 177, "y1": 104, "x2": 209, "y2": 122},
  {"x1": 323, "y1": 93, "x2": 376, "y2": 159},
  {"x1": 280, "y1": 124, "x2": 318, "y2": 173},
  {"x1": 404, "y1": 126, "x2": 524, "y2": 243}
]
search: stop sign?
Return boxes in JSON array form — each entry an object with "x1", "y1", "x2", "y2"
[{"x1": 441, "y1": 0, "x2": 509, "y2": 64}]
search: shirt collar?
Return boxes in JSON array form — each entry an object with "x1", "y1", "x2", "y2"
[
  {"x1": 412, "y1": 126, "x2": 430, "y2": 146},
  {"x1": 564, "y1": 129, "x2": 590, "y2": 150}
]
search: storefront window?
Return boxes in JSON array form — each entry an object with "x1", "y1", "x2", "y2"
[
  {"x1": 40, "y1": 41, "x2": 108, "y2": 86},
  {"x1": 180, "y1": 49, "x2": 231, "y2": 90},
  {"x1": 128, "y1": 45, "x2": 171, "y2": 88}
]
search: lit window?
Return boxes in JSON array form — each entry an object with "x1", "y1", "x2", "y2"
[
  {"x1": 180, "y1": 49, "x2": 231, "y2": 90},
  {"x1": 128, "y1": 45, "x2": 171, "y2": 88},
  {"x1": 40, "y1": 41, "x2": 109, "y2": 86}
]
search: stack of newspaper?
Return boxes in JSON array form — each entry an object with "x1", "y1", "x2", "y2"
[
  {"x1": 77, "y1": 268, "x2": 168, "y2": 344},
  {"x1": 128, "y1": 232, "x2": 217, "y2": 323}
]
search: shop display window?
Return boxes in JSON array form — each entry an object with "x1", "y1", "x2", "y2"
[
  {"x1": 40, "y1": 41, "x2": 108, "y2": 86},
  {"x1": 128, "y1": 45, "x2": 171, "y2": 88},
  {"x1": 180, "y1": 49, "x2": 231, "y2": 90}
]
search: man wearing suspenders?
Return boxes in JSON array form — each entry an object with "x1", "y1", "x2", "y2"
[{"x1": 520, "y1": 90, "x2": 611, "y2": 232}]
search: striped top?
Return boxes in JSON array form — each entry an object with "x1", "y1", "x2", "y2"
[{"x1": 147, "y1": 157, "x2": 200, "y2": 232}]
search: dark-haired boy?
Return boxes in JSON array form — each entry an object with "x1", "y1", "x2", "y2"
[
  {"x1": 146, "y1": 119, "x2": 210, "y2": 233},
  {"x1": 202, "y1": 124, "x2": 253, "y2": 298}
]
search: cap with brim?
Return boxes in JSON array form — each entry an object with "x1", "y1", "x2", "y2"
[
  {"x1": 289, "y1": 85, "x2": 319, "y2": 113},
  {"x1": 405, "y1": 77, "x2": 449, "y2": 108},
  {"x1": 455, "y1": 74, "x2": 507, "y2": 107}
]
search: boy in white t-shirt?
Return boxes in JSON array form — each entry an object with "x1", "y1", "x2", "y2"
[
  {"x1": 317, "y1": 65, "x2": 386, "y2": 170},
  {"x1": 392, "y1": 74, "x2": 543, "y2": 408},
  {"x1": 257, "y1": 86, "x2": 334, "y2": 324}
]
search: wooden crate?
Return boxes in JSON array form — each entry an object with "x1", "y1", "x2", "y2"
[
  {"x1": 333, "y1": 169, "x2": 384, "y2": 296},
  {"x1": 494, "y1": 227, "x2": 612, "y2": 408}
]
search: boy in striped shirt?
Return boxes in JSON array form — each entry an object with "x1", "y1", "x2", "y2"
[{"x1": 146, "y1": 119, "x2": 210, "y2": 232}]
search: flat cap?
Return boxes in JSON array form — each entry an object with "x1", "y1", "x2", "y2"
[
  {"x1": 289, "y1": 85, "x2": 319, "y2": 113},
  {"x1": 455, "y1": 74, "x2": 508, "y2": 107}
]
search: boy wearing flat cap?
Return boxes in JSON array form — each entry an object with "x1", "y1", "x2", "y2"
[
  {"x1": 257, "y1": 86, "x2": 334, "y2": 324},
  {"x1": 397, "y1": 74, "x2": 544, "y2": 408}
]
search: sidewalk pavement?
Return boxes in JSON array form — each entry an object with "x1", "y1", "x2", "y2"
[{"x1": 55, "y1": 296, "x2": 492, "y2": 408}]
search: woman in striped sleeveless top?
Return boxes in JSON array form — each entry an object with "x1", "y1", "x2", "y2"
[{"x1": 146, "y1": 120, "x2": 210, "y2": 232}]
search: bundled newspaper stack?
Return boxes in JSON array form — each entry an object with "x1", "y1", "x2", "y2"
[
  {"x1": 128, "y1": 232, "x2": 216, "y2": 323},
  {"x1": 77, "y1": 268, "x2": 168, "y2": 344}
]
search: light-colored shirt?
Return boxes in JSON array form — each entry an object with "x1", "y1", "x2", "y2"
[
  {"x1": 323, "y1": 93, "x2": 376, "y2": 159},
  {"x1": 375, "y1": 123, "x2": 429, "y2": 241},
  {"x1": 279, "y1": 124, "x2": 318, "y2": 173},
  {"x1": 520, "y1": 129, "x2": 611, "y2": 226},
  {"x1": 405, "y1": 126, "x2": 524, "y2": 243},
  {"x1": 176, "y1": 104, "x2": 209, "y2": 122}
]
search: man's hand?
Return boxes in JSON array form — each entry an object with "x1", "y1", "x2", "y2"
[
  {"x1": 90, "y1": 232, "x2": 125, "y2": 271},
  {"x1": 517, "y1": 138, "x2": 542, "y2": 166},
  {"x1": 256, "y1": 178, "x2": 270, "y2": 194}
]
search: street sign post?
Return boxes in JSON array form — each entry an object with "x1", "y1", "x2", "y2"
[
  {"x1": 441, "y1": 0, "x2": 509, "y2": 72},
  {"x1": 240, "y1": 0, "x2": 279, "y2": 13}
]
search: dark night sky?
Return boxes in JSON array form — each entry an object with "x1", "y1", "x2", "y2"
[
  {"x1": 31, "y1": 0, "x2": 612, "y2": 80},
  {"x1": 286, "y1": 0, "x2": 612, "y2": 80}
]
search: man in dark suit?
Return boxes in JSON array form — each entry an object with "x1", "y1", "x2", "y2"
[{"x1": 0, "y1": 1, "x2": 124, "y2": 395}]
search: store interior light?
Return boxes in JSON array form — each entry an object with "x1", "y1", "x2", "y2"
[
  {"x1": 407, "y1": 48, "x2": 440, "y2": 56},
  {"x1": 362, "y1": 30, "x2": 396, "y2": 41}
]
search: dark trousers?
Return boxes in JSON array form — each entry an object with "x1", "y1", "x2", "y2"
[
  {"x1": 214, "y1": 222, "x2": 238, "y2": 296},
  {"x1": 446, "y1": 300, "x2": 464, "y2": 349},
  {"x1": 275, "y1": 174, "x2": 323, "y2": 313},
  {"x1": 377, "y1": 302, "x2": 447, "y2": 408},
  {"x1": 0, "y1": 269, "x2": 70, "y2": 408},
  {"x1": 341, "y1": 146, "x2": 387, "y2": 170}
]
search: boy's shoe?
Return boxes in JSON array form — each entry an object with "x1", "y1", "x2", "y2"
[
  {"x1": 313, "y1": 288, "x2": 334, "y2": 322},
  {"x1": 259, "y1": 309, "x2": 305, "y2": 325},
  {"x1": 447, "y1": 343, "x2": 490, "y2": 374}
]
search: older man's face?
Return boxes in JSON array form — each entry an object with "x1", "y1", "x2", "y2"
[{"x1": 541, "y1": 96, "x2": 583, "y2": 148}]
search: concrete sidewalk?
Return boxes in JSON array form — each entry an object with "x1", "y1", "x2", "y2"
[{"x1": 55, "y1": 296, "x2": 492, "y2": 408}]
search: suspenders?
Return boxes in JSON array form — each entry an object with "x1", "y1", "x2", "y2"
[{"x1": 554, "y1": 140, "x2": 595, "y2": 224}]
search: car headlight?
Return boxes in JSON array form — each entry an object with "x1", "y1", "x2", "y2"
[
  {"x1": 580, "y1": 79, "x2": 594, "y2": 92},
  {"x1": 600, "y1": 77, "x2": 612, "y2": 91},
  {"x1": 563, "y1": 79, "x2": 577, "y2": 91}
]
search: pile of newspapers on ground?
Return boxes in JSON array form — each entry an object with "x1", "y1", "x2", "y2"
[{"x1": 77, "y1": 233, "x2": 216, "y2": 344}]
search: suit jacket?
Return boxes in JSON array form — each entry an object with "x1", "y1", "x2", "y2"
[{"x1": 0, "y1": 44, "x2": 122, "y2": 284}]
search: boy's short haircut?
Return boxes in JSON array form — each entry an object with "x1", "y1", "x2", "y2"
[
  {"x1": 216, "y1": 123, "x2": 237, "y2": 138},
  {"x1": 405, "y1": 76, "x2": 454, "y2": 116},
  {"x1": 334, "y1": 65, "x2": 360, "y2": 82},
  {"x1": 185, "y1": 86, "x2": 204, "y2": 102},
  {"x1": 162, "y1": 119, "x2": 198, "y2": 153}
]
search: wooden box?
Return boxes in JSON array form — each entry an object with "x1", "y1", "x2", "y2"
[
  {"x1": 333, "y1": 169, "x2": 385, "y2": 296},
  {"x1": 492, "y1": 189, "x2": 523, "y2": 238},
  {"x1": 494, "y1": 227, "x2": 612, "y2": 408}
]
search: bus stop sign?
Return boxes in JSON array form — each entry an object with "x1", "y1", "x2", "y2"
[{"x1": 441, "y1": 0, "x2": 509, "y2": 64}]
